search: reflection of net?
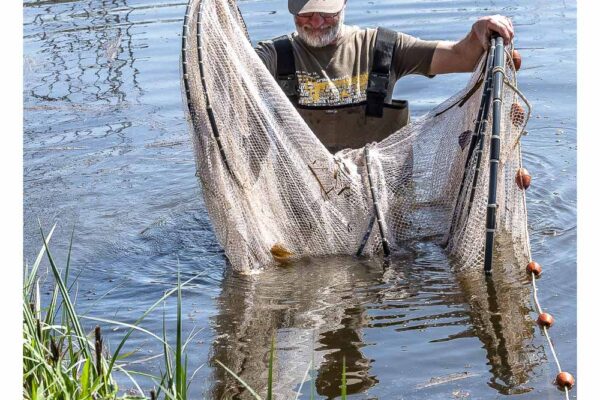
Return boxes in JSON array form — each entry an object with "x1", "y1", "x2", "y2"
[{"x1": 182, "y1": 0, "x2": 531, "y2": 272}]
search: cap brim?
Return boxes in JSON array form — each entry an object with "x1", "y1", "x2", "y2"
[{"x1": 288, "y1": 0, "x2": 345, "y2": 15}]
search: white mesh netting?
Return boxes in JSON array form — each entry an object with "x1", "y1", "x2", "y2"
[{"x1": 181, "y1": 0, "x2": 531, "y2": 272}]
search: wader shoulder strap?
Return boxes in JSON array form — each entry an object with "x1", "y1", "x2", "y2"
[
  {"x1": 272, "y1": 35, "x2": 299, "y2": 102},
  {"x1": 366, "y1": 27, "x2": 397, "y2": 118}
]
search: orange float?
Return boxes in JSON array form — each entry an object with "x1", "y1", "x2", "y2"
[
  {"x1": 555, "y1": 371, "x2": 575, "y2": 389},
  {"x1": 512, "y1": 49, "x2": 522, "y2": 71},
  {"x1": 515, "y1": 168, "x2": 531, "y2": 190},
  {"x1": 537, "y1": 312, "x2": 554, "y2": 328},
  {"x1": 526, "y1": 261, "x2": 542, "y2": 277}
]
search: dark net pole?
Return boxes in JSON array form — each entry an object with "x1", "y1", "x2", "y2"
[
  {"x1": 484, "y1": 35, "x2": 505, "y2": 274},
  {"x1": 467, "y1": 40, "x2": 497, "y2": 214},
  {"x1": 448, "y1": 38, "x2": 496, "y2": 239}
]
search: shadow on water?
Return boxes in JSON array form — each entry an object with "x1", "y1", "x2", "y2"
[{"x1": 208, "y1": 242, "x2": 540, "y2": 399}]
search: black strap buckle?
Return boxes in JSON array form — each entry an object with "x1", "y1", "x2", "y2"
[
  {"x1": 367, "y1": 71, "x2": 389, "y2": 95},
  {"x1": 366, "y1": 72, "x2": 388, "y2": 117}
]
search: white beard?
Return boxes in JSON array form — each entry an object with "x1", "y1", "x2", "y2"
[{"x1": 295, "y1": 10, "x2": 345, "y2": 48}]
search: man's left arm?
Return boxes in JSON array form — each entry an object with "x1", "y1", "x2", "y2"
[{"x1": 429, "y1": 15, "x2": 514, "y2": 75}]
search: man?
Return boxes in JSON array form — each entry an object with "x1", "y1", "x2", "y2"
[{"x1": 255, "y1": 0, "x2": 514, "y2": 152}]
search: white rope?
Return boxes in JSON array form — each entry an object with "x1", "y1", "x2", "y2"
[
  {"x1": 521, "y1": 168, "x2": 570, "y2": 399},
  {"x1": 512, "y1": 54, "x2": 570, "y2": 397},
  {"x1": 526, "y1": 209, "x2": 570, "y2": 399},
  {"x1": 531, "y1": 272, "x2": 543, "y2": 313},
  {"x1": 542, "y1": 325, "x2": 563, "y2": 375}
]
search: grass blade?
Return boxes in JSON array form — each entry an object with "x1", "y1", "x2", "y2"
[
  {"x1": 81, "y1": 316, "x2": 169, "y2": 347},
  {"x1": 162, "y1": 306, "x2": 173, "y2": 385},
  {"x1": 63, "y1": 225, "x2": 75, "y2": 286},
  {"x1": 80, "y1": 358, "x2": 91, "y2": 399},
  {"x1": 43, "y1": 283, "x2": 60, "y2": 329},
  {"x1": 310, "y1": 332, "x2": 316, "y2": 400},
  {"x1": 176, "y1": 268, "x2": 183, "y2": 398},
  {"x1": 267, "y1": 336, "x2": 275, "y2": 400},
  {"x1": 215, "y1": 360, "x2": 263, "y2": 400},
  {"x1": 25, "y1": 222, "x2": 56, "y2": 291},
  {"x1": 341, "y1": 356, "x2": 347, "y2": 399},
  {"x1": 112, "y1": 363, "x2": 145, "y2": 397},
  {"x1": 39, "y1": 224, "x2": 91, "y2": 359},
  {"x1": 294, "y1": 360, "x2": 313, "y2": 400},
  {"x1": 105, "y1": 273, "x2": 202, "y2": 377},
  {"x1": 187, "y1": 363, "x2": 205, "y2": 389}
]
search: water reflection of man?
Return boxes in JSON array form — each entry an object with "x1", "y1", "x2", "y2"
[
  {"x1": 256, "y1": 0, "x2": 514, "y2": 152},
  {"x1": 209, "y1": 254, "x2": 537, "y2": 397}
]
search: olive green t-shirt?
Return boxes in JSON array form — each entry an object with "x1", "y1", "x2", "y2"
[{"x1": 255, "y1": 25, "x2": 439, "y2": 107}]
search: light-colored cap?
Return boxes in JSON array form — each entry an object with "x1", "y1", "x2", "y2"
[{"x1": 288, "y1": 0, "x2": 345, "y2": 15}]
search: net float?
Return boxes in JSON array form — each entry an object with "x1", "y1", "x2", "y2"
[
  {"x1": 512, "y1": 49, "x2": 522, "y2": 71},
  {"x1": 515, "y1": 168, "x2": 531, "y2": 190},
  {"x1": 526, "y1": 261, "x2": 542, "y2": 277},
  {"x1": 537, "y1": 312, "x2": 554, "y2": 328},
  {"x1": 510, "y1": 103, "x2": 525, "y2": 126},
  {"x1": 555, "y1": 371, "x2": 575, "y2": 389}
]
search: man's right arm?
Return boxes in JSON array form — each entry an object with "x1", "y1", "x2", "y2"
[
  {"x1": 429, "y1": 15, "x2": 514, "y2": 75},
  {"x1": 393, "y1": 32, "x2": 439, "y2": 79}
]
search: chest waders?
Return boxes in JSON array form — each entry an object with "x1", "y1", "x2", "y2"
[{"x1": 273, "y1": 28, "x2": 410, "y2": 153}]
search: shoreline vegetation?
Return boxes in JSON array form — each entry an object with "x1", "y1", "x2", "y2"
[{"x1": 23, "y1": 225, "x2": 348, "y2": 399}]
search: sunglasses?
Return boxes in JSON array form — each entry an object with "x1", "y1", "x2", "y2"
[{"x1": 295, "y1": 11, "x2": 341, "y2": 20}]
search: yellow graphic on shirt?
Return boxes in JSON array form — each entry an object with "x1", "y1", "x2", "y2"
[{"x1": 297, "y1": 71, "x2": 369, "y2": 106}]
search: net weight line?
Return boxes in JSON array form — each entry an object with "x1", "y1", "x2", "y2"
[
  {"x1": 520, "y1": 150, "x2": 573, "y2": 398},
  {"x1": 532, "y1": 275, "x2": 571, "y2": 399}
]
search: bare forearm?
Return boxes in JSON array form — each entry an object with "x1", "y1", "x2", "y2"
[
  {"x1": 429, "y1": 15, "x2": 514, "y2": 75},
  {"x1": 429, "y1": 31, "x2": 484, "y2": 75}
]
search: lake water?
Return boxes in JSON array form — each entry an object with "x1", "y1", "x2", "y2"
[{"x1": 23, "y1": 0, "x2": 576, "y2": 398}]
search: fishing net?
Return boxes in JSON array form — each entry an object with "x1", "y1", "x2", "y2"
[{"x1": 181, "y1": 0, "x2": 531, "y2": 272}]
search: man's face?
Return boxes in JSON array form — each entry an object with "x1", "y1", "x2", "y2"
[{"x1": 294, "y1": 8, "x2": 345, "y2": 48}]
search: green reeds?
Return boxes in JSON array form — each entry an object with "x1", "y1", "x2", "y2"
[
  {"x1": 23, "y1": 224, "x2": 122, "y2": 399},
  {"x1": 23, "y1": 225, "x2": 199, "y2": 400}
]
